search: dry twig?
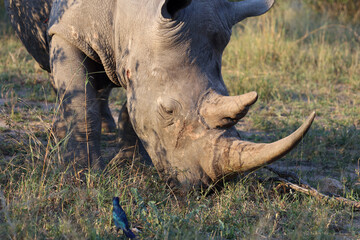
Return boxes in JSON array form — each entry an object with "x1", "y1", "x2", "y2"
[{"x1": 265, "y1": 166, "x2": 360, "y2": 210}]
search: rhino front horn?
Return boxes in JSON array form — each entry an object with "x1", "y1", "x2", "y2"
[{"x1": 202, "y1": 111, "x2": 316, "y2": 180}]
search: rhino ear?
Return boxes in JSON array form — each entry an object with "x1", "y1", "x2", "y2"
[{"x1": 162, "y1": 0, "x2": 192, "y2": 18}]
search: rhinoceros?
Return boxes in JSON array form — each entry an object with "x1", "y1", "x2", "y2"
[{"x1": 5, "y1": 0, "x2": 315, "y2": 187}]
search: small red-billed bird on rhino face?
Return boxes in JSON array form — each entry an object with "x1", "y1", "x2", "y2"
[{"x1": 112, "y1": 197, "x2": 136, "y2": 239}]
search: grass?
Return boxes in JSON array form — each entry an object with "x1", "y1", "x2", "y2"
[{"x1": 1, "y1": 0, "x2": 360, "y2": 239}]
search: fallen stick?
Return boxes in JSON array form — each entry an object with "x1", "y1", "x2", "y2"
[{"x1": 269, "y1": 176, "x2": 360, "y2": 210}]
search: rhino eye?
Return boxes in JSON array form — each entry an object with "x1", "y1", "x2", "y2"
[
  {"x1": 161, "y1": 105, "x2": 174, "y2": 115},
  {"x1": 157, "y1": 98, "x2": 182, "y2": 126},
  {"x1": 159, "y1": 99, "x2": 181, "y2": 116}
]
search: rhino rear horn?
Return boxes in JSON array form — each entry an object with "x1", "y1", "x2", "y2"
[
  {"x1": 200, "y1": 91, "x2": 258, "y2": 128},
  {"x1": 162, "y1": 0, "x2": 192, "y2": 18},
  {"x1": 227, "y1": 0, "x2": 275, "y2": 26}
]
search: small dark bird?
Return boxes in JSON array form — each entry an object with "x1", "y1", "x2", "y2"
[{"x1": 112, "y1": 197, "x2": 136, "y2": 239}]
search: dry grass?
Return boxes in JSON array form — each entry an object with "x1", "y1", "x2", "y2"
[{"x1": 0, "y1": 0, "x2": 359, "y2": 239}]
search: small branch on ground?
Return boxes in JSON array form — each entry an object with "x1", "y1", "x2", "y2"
[{"x1": 264, "y1": 166, "x2": 360, "y2": 210}]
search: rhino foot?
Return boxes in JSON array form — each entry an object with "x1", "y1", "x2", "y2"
[
  {"x1": 63, "y1": 138, "x2": 103, "y2": 171},
  {"x1": 51, "y1": 118, "x2": 68, "y2": 139}
]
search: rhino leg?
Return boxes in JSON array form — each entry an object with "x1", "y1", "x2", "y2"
[
  {"x1": 50, "y1": 35, "x2": 103, "y2": 170},
  {"x1": 98, "y1": 86, "x2": 116, "y2": 133},
  {"x1": 51, "y1": 67, "x2": 116, "y2": 137},
  {"x1": 116, "y1": 102, "x2": 151, "y2": 163},
  {"x1": 117, "y1": 102, "x2": 139, "y2": 158}
]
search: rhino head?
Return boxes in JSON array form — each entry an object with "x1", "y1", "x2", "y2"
[{"x1": 122, "y1": 0, "x2": 315, "y2": 187}]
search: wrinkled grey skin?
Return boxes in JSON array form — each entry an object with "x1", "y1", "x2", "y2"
[{"x1": 6, "y1": 0, "x2": 315, "y2": 188}]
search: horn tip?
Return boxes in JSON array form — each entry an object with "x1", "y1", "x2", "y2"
[
  {"x1": 298, "y1": 111, "x2": 316, "y2": 138},
  {"x1": 248, "y1": 91, "x2": 258, "y2": 104},
  {"x1": 308, "y1": 111, "x2": 316, "y2": 123}
]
